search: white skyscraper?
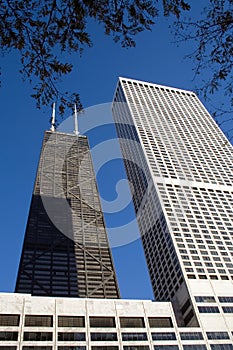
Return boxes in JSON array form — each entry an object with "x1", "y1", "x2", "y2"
[{"x1": 112, "y1": 77, "x2": 233, "y2": 329}]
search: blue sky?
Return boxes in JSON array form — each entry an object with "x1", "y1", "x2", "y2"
[{"x1": 0, "y1": 3, "x2": 232, "y2": 299}]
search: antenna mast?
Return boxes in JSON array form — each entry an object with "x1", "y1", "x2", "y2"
[
  {"x1": 74, "y1": 104, "x2": 79, "y2": 135},
  {"x1": 50, "y1": 103, "x2": 56, "y2": 132}
]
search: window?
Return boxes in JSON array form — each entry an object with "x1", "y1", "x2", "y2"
[
  {"x1": 207, "y1": 332, "x2": 229, "y2": 340},
  {"x1": 0, "y1": 315, "x2": 20, "y2": 327},
  {"x1": 25, "y1": 315, "x2": 53, "y2": 327},
  {"x1": 58, "y1": 333, "x2": 86, "y2": 341},
  {"x1": 120, "y1": 317, "x2": 145, "y2": 328},
  {"x1": 58, "y1": 347, "x2": 86, "y2": 350},
  {"x1": 198, "y1": 306, "x2": 219, "y2": 313},
  {"x1": 122, "y1": 333, "x2": 147, "y2": 341},
  {"x1": 152, "y1": 333, "x2": 176, "y2": 341},
  {"x1": 58, "y1": 316, "x2": 85, "y2": 327},
  {"x1": 195, "y1": 296, "x2": 216, "y2": 303},
  {"x1": 90, "y1": 317, "x2": 115, "y2": 328},
  {"x1": 222, "y1": 306, "x2": 233, "y2": 313},
  {"x1": 187, "y1": 275, "x2": 196, "y2": 279},
  {"x1": 184, "y1": 309, "x2": 194, "y2": 326},
  {"x1": 91, "y1": 347, "x2": 118, "y2": 350},
  {"x1": 180, "y1": 332, "x2": 203, "y2": 340},
  {"x1": 218, "y1": 296, "x2": 233, "y2": 303},
  {"x1": 0, "y1": 332, "x2": 18, "y2": 341},
  {"x1": 210, "y1": 275, "x2": 218, "y2": 280},
  {"x1": 148, "y1": 317, "x2": 173, "y2": 328},
  {"x1": 183, "y1": 346, "x2": 207, "y2": 350},
  {"x1": 23, "y1": 348, "x2": 52, "y2": 350},
  {"x1": 123, "y1": 347, "x2": 149, "y2": 350},
  {"x1": 0, "y1": 347, "x2": 17, "y2": 350},
  {"x1": 154, "y1": 347, "x2": 179, "y2": 350},
  {"x1": 210, "y1": 345, "x2": 233, "y2": 350},
  {"x1": 181, "y1": 300, "x2": 191, "y2": 314},
  {"x1": 23, "y1": 332, "x2": 53, "y2": 341},
  {"x1": 91, "y1": 333, "x2": 117, "y2": 341}
]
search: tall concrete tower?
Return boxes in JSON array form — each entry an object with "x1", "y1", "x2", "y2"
[
  {"x1": 112, "y1": 77, "x2": 233, "y2": 327},
  {"x1": 15, "y1": 115, "x2": 119, "y2": 299}
]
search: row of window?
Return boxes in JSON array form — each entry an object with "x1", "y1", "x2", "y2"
[
  {"x1": 1, "y1": 343, "x2": 233, "y2": 350},
  {"x1": 0, "y1": 316, "x2": 174, "y2": 329},
  {"x1": 198, "y1": 306, "x2": 233, "y2": 313},
  {"x1": 1, "y1": 331, "x2": 233, "y2": 342},
  {"x1": 187, "y1": 275, "x2": 233, "y2": 281},
  {"x1": 195, "y1": 296, "x2": 233, "y2": 303}
]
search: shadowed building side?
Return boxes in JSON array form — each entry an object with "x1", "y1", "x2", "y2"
[{"x1": 15, "y1": 130, "x2": 120, "y2": 299}]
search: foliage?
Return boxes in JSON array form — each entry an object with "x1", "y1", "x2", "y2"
[
  {"x1": 174, "y1": 0, "x2": 233, "y2": 140},
  {"x1": 0, "y1": 0, "x2": 189, "y2": 114},
  {"x1": 0, "y1": 0, "x2": 232, "y2": 126}
]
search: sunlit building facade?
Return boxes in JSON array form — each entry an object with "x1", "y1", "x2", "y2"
[
  {"x1": 1, "y1": 293, "x2": 233, "y2": 349},
  {"x1": 112, "y1": 77, "x2": 233, "y2": 329}
]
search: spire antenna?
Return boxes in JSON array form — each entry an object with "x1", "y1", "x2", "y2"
[
  {"x1": 74, "y1": 104, "x2": 79, "y2": 135},
  {"x1": 50, "y1": 103, "x2": 56, "y2": 132}
]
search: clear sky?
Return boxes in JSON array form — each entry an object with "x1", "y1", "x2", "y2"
[{"x1": 0, "y1": 2, "x2": 232, "y2": 299}]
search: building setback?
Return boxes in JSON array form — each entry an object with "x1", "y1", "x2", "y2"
[
  {"x1": 15, "y1": 130, "x2": 119, "y2": 299},
  {"x1": 112, "y1": 77, "x2": 233, "y2": 327}
]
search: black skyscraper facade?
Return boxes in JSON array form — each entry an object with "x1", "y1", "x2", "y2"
[{"x1": 15, "y1": 130, "x2": 119, "y2": 298}]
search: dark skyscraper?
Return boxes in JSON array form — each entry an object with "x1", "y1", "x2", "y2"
[{"x1": 15, "y1": 129, "x2": 119, "y2": 299}]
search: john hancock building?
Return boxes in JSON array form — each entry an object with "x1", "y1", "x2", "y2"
[
  {"x1": 0, "y1": 77, "x2": 232, "y2": 350},
  {"x1": 15, "y1": 127, "x2": 120, "y2": 299}
]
